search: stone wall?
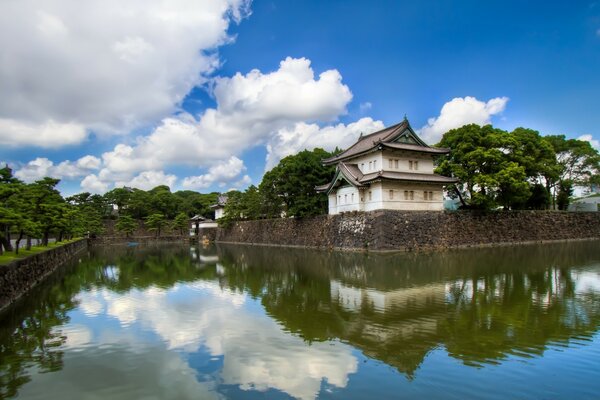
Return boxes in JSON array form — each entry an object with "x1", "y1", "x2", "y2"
[
  {"x1": 0, "y1": 239, "x2": 88, "y2": 312},
  {"x1": 215, "y1": 210, "x2": 600, "y2": 251},
  {"x1": 91, "y1": 235, "x2": 188, "y2": 246}
]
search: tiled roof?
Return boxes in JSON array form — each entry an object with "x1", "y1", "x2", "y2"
[
  {"x1": 316, "y1": 162, "x2": 457, "y2": 193},
  {"x1": 323, "y1": 120, "x2": 408, "y2": 165},
  {"x1": 380, "y1": 142, "x2": 449, "y2": 154},
  {"x1": 322, "y1": 119, "x2": 449, "y2": 165},
  {"x1": 359, "y1": 171, "x2": 458, "y2": 184}
]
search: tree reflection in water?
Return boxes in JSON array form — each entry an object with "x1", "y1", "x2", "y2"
[{"x1": 0, "y1": 241, "x2": 599, "y2": 398}]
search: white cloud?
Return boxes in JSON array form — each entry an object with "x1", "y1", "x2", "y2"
[
  {"x1": 578, "y1": 134, "x2": 599, "y2": 150},
  {"x1": 0, "y1": 118, "x2": 87, "y2": 148},
  {"x1": 90, "y1": 57, "x2": 353, "y2": 190},
  {"x1": 14, "y1": 155, "x2": 101, "y2": 182},
  {"x1": 77, "y1": 280, "x2": 358, "y2": 400},
  {"x1": 81, "y1": 174, "x2": 109, "y2": 194},
  {"x1": 118, "y1": 170, "x2": 178, "y2": 191},
  {"x1": 182, "y1": 156, "x2": 250, "y2": 189},
  {"x1": 359, "y1": 102, "x2": 372, "y2": 112},
  {"x1": 0, "y1": 0, "x2": 250, "y2": 147},
  {"x1": 418, "y1": 96, "x2": 509, "y2": 144},
  {"x1": 265, "y1": 117, "x2": 385, "y2": 169}
]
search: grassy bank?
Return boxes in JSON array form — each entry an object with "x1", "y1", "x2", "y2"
[{"x1": 0, "y1": 238, "x2": 83, "y2": 266}]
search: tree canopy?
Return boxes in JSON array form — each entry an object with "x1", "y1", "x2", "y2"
[
  {"x1": 436, "y1": 124, "x2": 599, "y2": 210},
  {"x1": 220, "y1": 148, "x2": 337, "y2": 225}
]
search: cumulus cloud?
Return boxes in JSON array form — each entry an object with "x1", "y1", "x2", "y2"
[
  {"x1": 14, "y1": 155, "x2": 101, "y2": 182},
  {"x1": 89, "y1": 57, "x2": 354, "y2": 190},
  {"x1": 119, "y1": 170, "x2": 178, "y2": 191},
  {"x1": 80, "y1": 174, "x2": 109, "y2": 194},
  {"x1": 0, "y1": 0, "x2": 250, "y2": 147},
  {"x1": 182, "y1": 156, "x2": 250, "y2": 189},
  {"x1": 265, "y1": 117, "x2": 384, "y2": 169},
  {"x1": 76, "y1": 280, "x2": 358, "y2": 400},
  {"x1": 578, "y1": 134, "x2": 599, "y2": 150},
  {"x1": 418, "y1": 96, "x2": 509, "y2": 144},
  {"x1": 0, "y1": 118, "x2": 87, "y2": 148}
]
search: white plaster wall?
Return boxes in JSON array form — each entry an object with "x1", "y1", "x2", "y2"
[
  {"x1": 328, "y1": 181, "x2": 445, "y2": 214},
  {"x1": 352, "y1": 153, "x2": 383, "y2": 174},
  {"x1": 381, "y1": 150, "x2": 435, "y2": 174},
  {"x1": 333, "y1": 186, "x2": 361, "y2": 214},
  {"x1": 363, "y1": 182, "x2": 384, "y2": 212},
  {"x1": 215, "y1": 207, "x2": 224, "y2": 220},
  {"x1": 349, "y1": 151, "x2": 435, "y2": 175},
  {"x1": 380, "y1": 181, "x2": 444, "y2": 211}
]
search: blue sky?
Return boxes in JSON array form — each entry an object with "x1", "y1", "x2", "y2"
[{"x1": 1, "y1": 0, "x2": 599, "y2": 195}]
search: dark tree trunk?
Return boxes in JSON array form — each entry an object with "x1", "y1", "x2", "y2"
[
  {"x1": 26, "y1": 236, "x2": 32, "y2": 250},
  {"x1": 58, "y1": 231, "x2": 63, "y2": 242},
  {"x1": 15, "y1": 231, "x2": 24, "y2": 255},
  {"x1": 42, "y1": 230, "x2": 49, "y2": 246},
  {"x1": 0, "y1": 233, "x2": 12, "y2": 252},
  {"x1": 454, "y1": 186, "x2": 467, "y2": 207}
]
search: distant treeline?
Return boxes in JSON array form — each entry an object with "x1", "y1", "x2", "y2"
[{"x1": 0, "y1": 166, "x2": 218, "y2": 253}]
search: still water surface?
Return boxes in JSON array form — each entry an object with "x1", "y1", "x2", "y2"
[{"x1": 1, "y1": 241, "x2": 600, "y2": 399}]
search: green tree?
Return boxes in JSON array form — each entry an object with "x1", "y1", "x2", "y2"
[
  {"x1": 173, "y1": 212, "x2": 189, "y2": 235},
  {"x1": 104, "y1": 187, "x2": 132, "y2": 215},
  {"x1": 556, "y1": 180, "x2": 573, "y2": 210},
  {"x1": 220, "y1": 191, "x2": 244, "y2": 226},
  {"x1": 436, "y1": 124, "x2": 510, "y2": 209},
  {"x1": 145, "y1": 213, "x2": 166, "y2": 237},
  {"x1": 116, "y1": 215, "x2": 137, "y2": 237},
  {"x1": 543, "y1": 135, "x2": 600, "y2": 207},
  {"x1": 259, "y1": 148, "x2": 335, "y2": 218},
  {"x1": 127, "y1": 189, "x2": 151, "y2": 219}
]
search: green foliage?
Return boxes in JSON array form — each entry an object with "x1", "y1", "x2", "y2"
[
  {"x1": 436, "y1": 124, "x2": 600, "y2": 210},
  {"x1": 556, "y1": 180, "x2": 573, "y2": 210},
  {"x1": 173, "y1": 212, "x2": 189, "y2": 235},
  {"x1": 259, "y1": 148, "x2": 335, "y2": 218},
  {"x1": 145, "y1": 213, "x2": 166, "y2": 237},
  {"x1": 220, "y1": 148, "x2": 336, "y2": 225},
  {"x1": 116, "y1": 215, "x2": 137, "y2": 237}
]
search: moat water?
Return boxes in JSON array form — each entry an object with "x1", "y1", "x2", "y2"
[{"x1": 1, "y1": 241, "x2": 600, "y2": 399}]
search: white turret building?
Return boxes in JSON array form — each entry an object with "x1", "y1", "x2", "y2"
[{"x1": 316, "y1": 118, "x2": 457, "y2": 214}]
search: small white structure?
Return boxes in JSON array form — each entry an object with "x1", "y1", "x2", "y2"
[
  {"x1": 190, "y1": 215, "x2": 217, "y2": 236},
  {"x1": 210, "y1": 194, "x2": 228, "y2": 220},
  {"x1": 316, "y1": 118, "x2": 457, "y2": 214},
  {"x1": 568, "y1": 194, "x2": 600, "y2": 212}
]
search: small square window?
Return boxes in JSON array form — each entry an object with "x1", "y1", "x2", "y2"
[
  {"x1": 389, "y1": 190, "x2": 394, "y2": 200},
  {"x1": 414, "y1": 161, "x2": 419, "y2": 170},
  {"x1": 404, "y1": 190, "x2": 408, "y2": 200},
  {"x1": 423, "y1": 190, "x2": 427, "y2": 200},
  {"x1": 389, "y1": 159, "x2": 393, "y2": 168},
  {"x1": 374, "y1": 160, "x2": 377, "y2": 169},
  {"x1": 394, "y1": 160, "x2": 399, "y2": 168},
  {"x1": 409, "y1": 191, "x2": 414, "y2": 200},
  {"x1": 369, "y1": 161, "x2": 372, "y2": 170},
  {"x1": 368, "y1": 191, "x2": 372, "y2": 201},
  {"x1": 409, "y1": 160, "x2": 413, "y2": 170}
]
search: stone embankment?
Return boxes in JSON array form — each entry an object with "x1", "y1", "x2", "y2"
[
  {"x1": 0, "y1": 239, "x2": 88, "y2": 312},
  {"x1": 91, "y1": 235, "x2": 188, "y2": 245},
  {"x1": 215, "y1": 210, "x2": 600, "y2": 251}
]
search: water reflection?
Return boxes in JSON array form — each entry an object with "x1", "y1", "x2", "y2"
[{"x1": 1, "y1": 241, "x2": 600, "y2": 399}]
